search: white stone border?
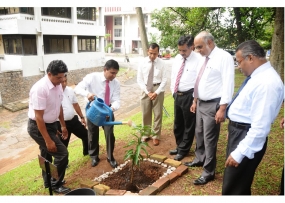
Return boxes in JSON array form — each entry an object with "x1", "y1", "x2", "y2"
[{"x1": 93, "y1": 158, "x2": 176, "y2": 182}]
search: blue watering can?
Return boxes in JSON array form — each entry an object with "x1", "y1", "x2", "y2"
[{"x1": 86, "y1": 96, "x2": 130, "y2": 126}]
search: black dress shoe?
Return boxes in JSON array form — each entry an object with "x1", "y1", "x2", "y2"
[
  {"x1": 91, "y1": 157, "x2": 100, "y2": 167},
  {"x1": 52, "y1": 185, "x2": 71, "y2": 194},
  {"x1": 174, "y1": 154, "x2": 185, "y2": 161},
  {"x1": 107, "y1": 158, "x2": 118, "y2": 168},
  {"x1": 193, "y1": 175, "x2": 214, "y2": 185},
  {"x1": 169, "y1": 149, "x2": 178, "y2": 155},
  {"x1": 184, "y1": 161, "x2": 204, "y2": 167}
]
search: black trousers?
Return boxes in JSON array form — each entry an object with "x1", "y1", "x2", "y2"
[
  {"x1": 56, "y1": 115, "x2": 88, "y2": 156},
  {"x1": 173, "y1": 89, "x2": 196, "y2": 156},
  {"x1": 27, "y1": 119, "x2": 68, "y2": 188},
  {"x1": 86, "y1": 112, "x2": 115, "y2": 160},
  {"x1": 222, "y1": 124, "x2": 267, "y2": 195}
]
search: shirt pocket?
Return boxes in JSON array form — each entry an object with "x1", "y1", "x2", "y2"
[{"x1": 154, "y1": 68, "x2": 161, "y2": 77}]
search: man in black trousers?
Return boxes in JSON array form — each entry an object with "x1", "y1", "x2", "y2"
[
  {"x1": 222, "y1": 40, "x2": 284, "y2": 195},
  {"x1": 27, "y1": 60, "x2": 71, "y2": 194},
  {"x1": 75, "y1": 59, "x2": 120, "y2": 168},
  {"x1": 169, "y1": 35, "x2": 203, "y2": 161},
  {"x1": 56, "y1": 74, "x2": 88, "y2": 156}
]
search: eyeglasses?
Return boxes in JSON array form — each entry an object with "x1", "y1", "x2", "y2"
[
  {"x1": 236, "y1": 55, "x2": 248, "y2": 66},
  {"x1": 195, "y1": 45, "x2": 203, "y2": 51}
]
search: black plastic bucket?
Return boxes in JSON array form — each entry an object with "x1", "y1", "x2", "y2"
[{"x1": 65, "y1": 188, "x2": 96, "y2": 195}]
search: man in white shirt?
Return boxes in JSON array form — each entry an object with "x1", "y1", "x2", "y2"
[
  {"x1": 222, "y1": 40, "x2": 284, "y2": 195},
  {"x1": 56, "y1": 74, "x2": 88, "y2": 156},
  {"x1": 169, "y1": 35, "x2": 203, "y2": 161},
  {"x1": 137, "y1": 43, "x2": 167, "y2": 146},
  {"x1": 185, "y1": 31, "x2": 235, "y2": 186},
  {"x1": 74, "y1": 59, "x2": 120, "y2": 168}
]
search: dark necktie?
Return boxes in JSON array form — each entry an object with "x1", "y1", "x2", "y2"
[
  {"x1": 174, "y1": 58, "x2": 186, "y2": 93},
  {"x1": 226, "y1": 76, "x2": 251, "y2": 118},
  {"x1": 194, "y1": 56, "x2": 209, "y2": 98},
  {"x1": 146, "y1": 61, "x2": 154, "y2": 92}
]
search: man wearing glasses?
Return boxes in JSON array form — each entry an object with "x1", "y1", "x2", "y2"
[{"x1": 184, "y1": 31, "x2": 235, "y2": 186}]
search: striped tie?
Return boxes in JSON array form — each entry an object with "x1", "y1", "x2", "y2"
[
  {"x1": 174, "y1": 58, "x2": 186, "y2": 93},
  {"x1": 194, "y1": 56, "x2": 209, "y2": 98}
]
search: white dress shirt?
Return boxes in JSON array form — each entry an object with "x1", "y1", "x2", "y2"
[
  {"x1": 74, "y1": 72, "x2": 120, "y2": 111},
  {"x1": 197, "y1": 46, "x2": 235, "y2": 105},
  {"x1": 170, "y1": 51, "x2": 203, "y2": 95},
  {"x1": 62, "y1": 86, "x2": 78, "y2": 121},
  {"x1": 28, "y1": 75, "x2": 63, "y2": 123},
  {"x1": 137, "y1": 56, "x2": 167, "y2": 95},
  {"x1": 228, "y1": 61, "x2": 284, "y2": 163}
]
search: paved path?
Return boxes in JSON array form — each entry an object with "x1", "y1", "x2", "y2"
[{"x1": 0, "y1": 55, "x2": 173, "y2": 175}]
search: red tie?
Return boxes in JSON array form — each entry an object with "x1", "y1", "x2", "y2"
[
  {"x1": 194, "y1": 56, "x2": 209, "y2": 98},
  {"x1": 105, "y1": 80, "x2": 110, "y2": 106},
  {"x1": 174, "y1": 58, "x2": 186, "y2": 93}
]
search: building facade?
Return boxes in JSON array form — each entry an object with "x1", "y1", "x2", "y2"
[
  {"x1": 104, "y1": 7, "x2": 161, "y2": 55},
  {"x1": 0, "y1": 7, "x2": 106, "y2": 105}
]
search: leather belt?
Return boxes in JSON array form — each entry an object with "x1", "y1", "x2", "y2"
[
  {"x1": 199, "y1": 98, "x2": 221, "y2": 103},
  {"x1": 29, "y1": 118, "x2": 56, "y2": 125},
  {"x1": 177, "y1": 88, "x2": 194, "y2": 96},
  {"x1": 145, "y1": 83, "x2": 161, "y2": 87},
  {"x1": 229, "y1": 120, "x2": 251, "y2": 130}
]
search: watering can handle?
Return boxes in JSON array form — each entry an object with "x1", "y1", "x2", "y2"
[{"x1": 86, "y1": 95, "x2": 98, "y2": 110}]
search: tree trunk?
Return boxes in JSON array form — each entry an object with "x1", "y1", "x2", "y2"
[
  {"x1": 234, "y1": 7, "x2": 244, "y2": 44},
  {"x1": 136, "y1": 7, "x2": 148, "y2": 57},
  {"x1": 270, "y1": 7, "x2": 284, "y2": 82}
]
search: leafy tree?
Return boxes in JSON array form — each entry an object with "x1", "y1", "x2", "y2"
[{"x1": 151, "y1": 7, "x2": 275, "y2": 50}]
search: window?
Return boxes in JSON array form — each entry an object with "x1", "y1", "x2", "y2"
[
  {"x1": 2, "y1": 35, "x2": 36, "y2": 55},
  {"x1": 44, "y1": 35, "x2": 72, "y2": 54},
  {"x1": 77, "y1": 7, "x2": 96, "y2": 21},
  {"x1": 114, "y1": 40, "x2": 121, "y2": 47},
  {"x1": 114, "y1": 17, "x2": 122, "y2": 25},
  {"x1": 114, "y1": 29, "x2": 122, "y2": 37},
  {"x1": 0, "y1": 7, "x2": 34, "y2": 15},
  {"x1": 42, "y1": 7, "x2": 71, "y2": 18},
  {"x1": 78, "y1": 36, "x2": 96, "y2": 52}
]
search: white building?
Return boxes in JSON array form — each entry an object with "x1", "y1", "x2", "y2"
[
  {"x1": 104, "y1": 7, "x2": 161, "y2": 55},
  {"x1": 0, "y1": 7, "x2": 105, "y2": 77}
]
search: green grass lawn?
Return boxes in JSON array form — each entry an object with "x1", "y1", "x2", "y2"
[{"x1": 0, "y1": 69, "x2": 283, "y2": 195}]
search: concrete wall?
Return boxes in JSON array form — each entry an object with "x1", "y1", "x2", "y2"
[
  {"x1": 0, "y1": 65, "x2": 104, "y2": 105},
  {"x1": 0, "y1": 70, "x2": 43, "y2": 105}
]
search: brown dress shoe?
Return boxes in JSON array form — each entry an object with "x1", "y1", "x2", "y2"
[{"x1": 153, "y1": 139, "x2": 159, "y2": 146}]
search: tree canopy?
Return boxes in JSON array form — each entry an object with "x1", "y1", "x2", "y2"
[{"x1": 151, "y1": 7, "x2": 275, "y2": 50}]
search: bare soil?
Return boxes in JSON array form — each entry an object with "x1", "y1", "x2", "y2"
[{"x1": 100, "y1": 161, "x2": 166, "y2": 193}]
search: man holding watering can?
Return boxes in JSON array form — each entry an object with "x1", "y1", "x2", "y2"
[{"x1": 75, "y1": 59, "x2": 120, "y2": 168}]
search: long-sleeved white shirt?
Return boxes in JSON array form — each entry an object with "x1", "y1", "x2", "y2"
[
  {"x1": 197, "y1": 46, "x2": 235, "y2": 105},
  {"x1": 74, "y1": 72, "x2": 120, "y2": 111},
  {"x1": 61, "y1": 86, "x2": 78, "y2": 121},
  {"x1": 137, "y1": 56, "x2": 167, "y2": 95},
  {"x1": 228, "y1": 61, "x2": 284, "y2": 163},
  {"x1": 170, "y1": 51, "x2": 203, "y2": 95}
]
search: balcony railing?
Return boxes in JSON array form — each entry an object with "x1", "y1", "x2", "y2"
[
  {"x1": 0, "y1": 14, "x2": 34, "y2": 21},
  {"x1": 41, "y1": 16, "x2": 71, "y2": 23}
]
